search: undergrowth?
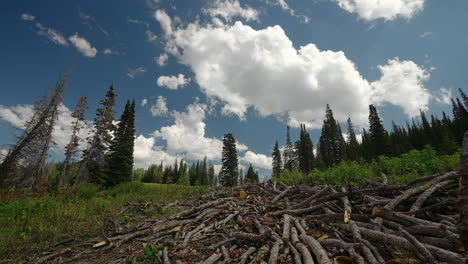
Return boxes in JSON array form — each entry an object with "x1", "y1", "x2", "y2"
[{"x1": 0, "y1": 182, "x2": 211, "y2": 261}]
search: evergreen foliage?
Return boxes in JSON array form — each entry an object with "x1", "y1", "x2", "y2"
[
  {"x1": 220, "y1": 133, "x2": 239, "y2": 187},
  {"x1": 245, "y1": 164, "x2": 259, "y2": 183},
  {"x1": 271, "y1": 140, "x2": 282, "y2": 177},
  {"x1": 319, "y1": 104, "x2": 346, "y2": 167},
  {"x1": 107, "y1": 100, "x2": 136, "y2": 187}
]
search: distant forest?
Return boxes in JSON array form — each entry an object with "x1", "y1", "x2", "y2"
[{"x1": 0, "y1": 71, "x2": 466, "y2": 190}]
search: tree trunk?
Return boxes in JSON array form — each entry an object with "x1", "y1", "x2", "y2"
[{"x1": 458, "y1": 131, "x2": 468, "y2": 254}]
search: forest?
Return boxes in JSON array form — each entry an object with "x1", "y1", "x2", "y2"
[{"x1": 0, "y1": 74, "x2": 467, "y2": 263}]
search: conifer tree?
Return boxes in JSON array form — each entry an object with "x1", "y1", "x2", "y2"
[
  {"x1": 297, "y1": 124, "x2": 314, "y2": 174},
  {"x1": 220, "y1": 133, "x2": 238, "y2": 187},
  {"x1": 245, "y1": 164, "x2": 258, "y2": 184},
  {"x1": 58, "y1": 95, "x2": 88, "y2": 188},
  {"x1": 239, "y1": 167, "x2": 244, "y2": 185},
  {"x1": 272, "y1": 140, "x2": 283, "y2": 177},
  {"x1": 345, "y1": 118, "x2": 360, "y2": 161},
  {"x1": 460, "y1": 88, "x2": 468, "y2": 108},
  {"x1": 75, "y1": 85, "x2": 117, "y2": 187},
  {"x1": 208, "y1": 164, "x2": 215, "y2": 186},
  {"x1": 319, "y1": 105, "x2": 345, "y2": 167},
  {"x1": 283, "y1": 126, "x2": 295, "y2": 171},
  {"x1": 368, "y1": 104, "x2": 389, "y2": 159},
  {"x1": 107, "y1": 100, "x2": 136, "y2": 186}
]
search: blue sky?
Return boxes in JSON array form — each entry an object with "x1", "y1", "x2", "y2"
[{"x1": 0, "y1": 0, "x2": 467, "y2": 179}]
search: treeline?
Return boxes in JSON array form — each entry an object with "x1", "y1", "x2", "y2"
[
  {"x1": 136, "y1": 157, "x2": 260, "y2": 186},
  {"x1": 0, "y1": 72, "x2": 136, "y2": 190},
  {"x1": 272, "y1": 88, "x2": 468, "y2": 177}
]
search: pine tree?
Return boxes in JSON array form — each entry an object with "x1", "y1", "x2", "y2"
[
  {"x1": 283, "y1": 126, "x2": 295, "y2": 171},
  {"x1": 368, "y1": 104, "x2": 389, "y2": 159},
  {"x1": 189, "y1": 163, "x2": 197, "y2": 186},
  {"x1": 107, "y1": 100, "x2": 136, "y2": 186},
  {"x1": 220, "y1": 133, "x2": 239, "y2": 187},
  {"x1": 75, "y1": 85, "x2": 117, "y2": 187},
  {"x1": 297, "y1": 124, "x2": 314, "y2": 174},
  {"x1": 459, "y1": 88, "x2": 468, "y2": 109},
  {"x1": 319, "y1": 105, "x2": 345, "y2": 167},
  {"x1": 208, "y1": 164, "x2": 215, "y2": 186},
  {"x1": 58, "y1": 95, "x2": 88, "y2": 188},
  {"x1": 271, "y1": 140, "x2": 283, "y2": 178},
  {"x1": 239, "y1": 167, "x2": 244, "y2": 185},
  {"x1": 245, "y1": 164, "x2": 258, "y2": 184},
  {"x1": 345, "y1": 118, "x2": 360, "y2": 161}
]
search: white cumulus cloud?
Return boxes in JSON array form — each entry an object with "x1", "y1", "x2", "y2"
[
  {"x1": 156, "y1": 53, "x2": 169, "y2": 66},
  {"x1": 157, "y1": 17, "x2": 433, "y2": 129},
  {"x1": 204, "y1": 0, "x2": 260, "y2": 22},
  {"x1": 68, "y1": 33, "x2": 98, "y2": 57},
  {"x1": 370, "y1": 58, "x2": 431, "y2": 116},
  {"x1": 157, "y1": 74, "x2": 190, "y2": 90},
  {"x1": 334, "y1": 0, "x2": 426, "y2": 21},
  {"x1": 240, "y1": 151, "x2": 272, "y2": 170},
  {"x1": 434, "y1": 88, "x2": 452, "y2": 105},
  {"x1": 141, "y1": 98, "x2": 148, "y2": 106},
  {"x1": 150, "y1": 96, "x2": 169, "y2": 116}
]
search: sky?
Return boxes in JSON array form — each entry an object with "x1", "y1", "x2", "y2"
[{"x1": 0, "y1": 0, "x2": 467, "y2": 180}]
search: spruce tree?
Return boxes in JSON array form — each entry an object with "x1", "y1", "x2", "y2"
[
  {"x1": 107, "y1": 100, "x2": 136, "y2": 186},
  {"x1": 272, "y1": 140, "x2": 283, "y2": 178},
  {"x1": 459, "y1": 88, "x2": 468, "y2": 109},
  {"x1": 319, "y1": 105, "x2": 345, "y2": 167},
  {"x1": 75, "y1": 85, "x2": 117, "y2": 187},
  {"x1": 245, "y1": 164, "x2": 258, "y2": 184},
  {"x1": 345, "y1": 118, "x2": 360, "y2": 161},
  {"x1": 208, "y1": 164, "x2": 215, "y2": 186},
  {"x1": 283, "y1": 126, "x2": 295, "y2": 171},
  {"x1": 297, "y1": 124, "x2": 314, "y2": 174},
  {"x1": 368, "y1": 104, "x2": 389, "y2": 159},
  {"x1": 220, "y1": 133, "x2": 239, "y2": 187}
]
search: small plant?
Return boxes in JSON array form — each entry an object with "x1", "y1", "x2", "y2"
[{"x1": 138, "y1": 245, "x2": 164, "y2": 263}]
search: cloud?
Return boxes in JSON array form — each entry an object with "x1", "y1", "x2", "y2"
[
  {"x1": 127, "y1": 18, "x2": 149, "y2": 27},
  {"x1": 133, "y1": 135, "x2": 179, "y2": 168},
  {"x1": 150, "y1": 96, "x2": 169, "y2": 116},
  {"x1": 204, "y1": 0, "x2": 260, "y2": 22},
  {"x1": 334, "y1": 0, "x2": 426, "y2": 21},
  {"x1": 370, "y1": 58, "x2": 431, "y2": 116},
  {"x1": 153, "y1": 103, "x2": 223, "y2": 160},
  {"x1": 158, "y1": 18, "x2": 433, "y2": 129},
  {"x1": 434, "y1": 87, "x2": 452, "y2": 105},
  {"x1": 0, "y1": 104, "x2": 91, "y2": 155},
  {"x1": 68, "y1": 33, "x2": 98, "y2": 57},
  {"x1": 157, "y1": 74, "x2": 190, "y2": 90},
  {"x1": 36, "y1": 22, "x2": 69, "y2": 46},
  {"x1": 156, "y1": 53, "x2": 169, "y2": 66},
  {"x1": 154, "y1": 9, "x2": 173, "y2": 36},
  {"x1": 141, "y1": 98, "x2": 148, "y2": 107},
  {"x1": 146, "y1": 30, "x2": 158, "y2": 43},
  {"x1": 79, "y1": 10, "x2": 109, "y2": 37},
  {"x1": 0, "y1": 149, "x2": 8, "y2": 162},
  {"x1": 240, "y1": 151, "x2": 272, "y2": 170},
  {"x1": 270, "y1": 0, "x2": 310, "y2": 23},
  {"x1": 127, "y1": 67, "x2": 147, "y2": 79},
  {"x1": 419, "y1": 31, "x2": 432, "y2": 38},
  {"x1": 20, "y1": 13, "x2": 35, "y2": 21}
]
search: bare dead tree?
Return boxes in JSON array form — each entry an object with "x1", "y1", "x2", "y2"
[
  {"x1": 0, "y1": 73, "x2": 70, "y2": 189},
  {"x1": 57, "y1": 95, "x2": 88, "y2": 189}
]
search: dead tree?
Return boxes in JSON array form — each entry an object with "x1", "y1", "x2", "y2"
[
  {"x1": 74, "y1": 85, "x2": 116, "y2": 187},
  {"x1": 458, "y1": 131, "x2": 468, "y2": 254},
  {"x1": 0, "y1": 73, "x2": 69, "y2": 189},
  {"x1": 57, "y1": 95, "x2": 88, "y2": 189}
]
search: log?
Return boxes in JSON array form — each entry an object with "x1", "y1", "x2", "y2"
[
  {"x1": 299, "y1": 234, "x2": 332, "y2": 264},
  {"x1": 398, "y1": 227, "x2": 438, "y2": 264},
  {"x1": 268, "y1": 239, "x2": 283, "y2": 264}
]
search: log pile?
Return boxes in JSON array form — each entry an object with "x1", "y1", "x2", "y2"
[{"x1": 37, "y1": 171, "x2": 467, "y2": 263}]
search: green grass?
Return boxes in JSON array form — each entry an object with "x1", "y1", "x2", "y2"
[
  {"x1": 273, "y1": 146, "x2": 461, "y2": 186},
  {"x1": 0, "y1": 182, "x2": 211, "y2": 261}
]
